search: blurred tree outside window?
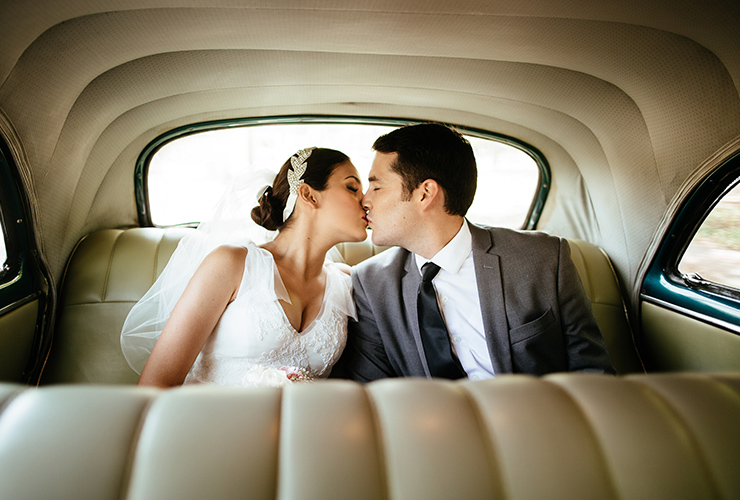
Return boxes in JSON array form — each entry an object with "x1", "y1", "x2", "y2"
[{"x1": 680, "y1": 184, "x2": 740, "y2": 290}]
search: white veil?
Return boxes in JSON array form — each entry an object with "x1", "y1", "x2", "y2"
[{"x1": 120, "y1": 171, "x2": 278, "y2": 374}]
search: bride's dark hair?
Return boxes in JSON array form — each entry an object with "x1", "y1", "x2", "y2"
[{"x1": 251, "y1": 148, "x2": 350, "y2": 230}]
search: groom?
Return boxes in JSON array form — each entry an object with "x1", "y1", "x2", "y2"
[{"x1": 332, "y1": 122, "x2": 615, "y2": 381}]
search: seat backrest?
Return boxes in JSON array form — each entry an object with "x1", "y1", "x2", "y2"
[
  {"x1": 3, "y1": 374, "x2": 739, "y2": 499},
  {"x1": 40, "y1": 228, "x2": 190, "y2": 384},
  {"x1": 39, "y1": 228, "x2": 641, "y2": 384},
  {"x1": 567, "y1": 239, "x2": 644, "y2": 373}
]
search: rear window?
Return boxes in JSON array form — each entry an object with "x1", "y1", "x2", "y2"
[{"x1": 144, "y1": 122, "x2": 543, "y2": 229}]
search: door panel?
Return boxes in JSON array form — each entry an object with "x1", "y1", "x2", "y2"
[
  {"x1": 0, "y1": 300, "x2": 39, "y2": 381},
  {"x1": 639, "y1": 150, "x2": 740, "y2": 372},
  {"x1": 641, "y1": 302, "x2": 740, "y2": 371}
]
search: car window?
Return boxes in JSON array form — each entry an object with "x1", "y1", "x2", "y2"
[
  {"x1": 641, "y1": 152, "x2": 740, "y2": 335},
  {"x1": 679, "y1": 183, "x2": 740, "y2": 290},
  {"x1": 145, "y1": 123, "x2": 542, "y2": 228}
]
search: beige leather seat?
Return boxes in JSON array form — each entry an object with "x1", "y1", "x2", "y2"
[
  {"x1": 39, "y1": 228, "x2": 641, "y2": 384},
  {"x1": 2, "y1": 373, "x2": 739, "y2": 499},
  {"x1": 40, "y1": 228, "x2": 190, "y2": 384}
]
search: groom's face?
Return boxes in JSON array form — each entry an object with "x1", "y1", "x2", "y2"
[{"x1": 363, "y1": 152, "x2": 417, "y2": 248}]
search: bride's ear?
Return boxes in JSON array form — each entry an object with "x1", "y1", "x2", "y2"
[{"x1": 298, "y1": 183, "x2": 319, "y2": 208}]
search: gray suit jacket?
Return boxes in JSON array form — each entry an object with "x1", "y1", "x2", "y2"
[{"x1": 332, "y1": 222, "x2": 615, "y2": 381}]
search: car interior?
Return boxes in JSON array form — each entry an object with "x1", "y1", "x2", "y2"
[{"x1": 0, "y1": 1, "x2": 739, "y2": 498}]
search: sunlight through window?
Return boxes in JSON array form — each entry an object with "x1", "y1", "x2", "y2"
[{"x1": 147, "y1": 123, "x2": 541, "y2": 229}]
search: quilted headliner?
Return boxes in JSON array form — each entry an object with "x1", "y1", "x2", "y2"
[{"x1": 1, "y1": 0, "x2": 739, "y2": 300}]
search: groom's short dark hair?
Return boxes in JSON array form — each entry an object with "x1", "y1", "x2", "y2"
[{"x1": 372, "y1": 122, "x2": 477, "y2": 216}]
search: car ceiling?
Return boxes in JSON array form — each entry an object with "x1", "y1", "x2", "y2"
[{"x1": 0, "y1": 0, "x2": 739, "y2": 299}]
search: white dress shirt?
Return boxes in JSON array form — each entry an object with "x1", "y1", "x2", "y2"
[{"x1": 414, "y1": 222, "x2": 494, "y2": 380}]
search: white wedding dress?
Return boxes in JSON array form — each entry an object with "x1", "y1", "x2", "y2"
[
  {"x1": 121, "y1": 240, "x2": 355, "y2": 387},
  {"x1": 185, "y1": 242, "x2": 355, "y2": 386}
]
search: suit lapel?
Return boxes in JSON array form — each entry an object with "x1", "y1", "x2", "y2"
[
  {"x1": 401, "y1": 252, "x2": 432, "y2": 376},
  {"x1": 469, "y1": 222, "x2": 513, "y2": 374}
]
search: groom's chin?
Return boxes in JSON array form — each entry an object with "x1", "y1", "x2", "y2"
[{"x1": 369, "y1": 231, "x2": 387, "y2": 247}]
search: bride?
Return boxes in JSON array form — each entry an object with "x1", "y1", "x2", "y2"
[{"x1": 120, "y1": 147, "x2": 368, "y2": 387}]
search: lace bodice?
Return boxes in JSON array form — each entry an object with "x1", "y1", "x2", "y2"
[{"x1": 183, "y1": 243, "x2": 355, "y2": 387}]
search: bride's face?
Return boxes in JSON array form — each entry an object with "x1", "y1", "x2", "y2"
[{"x1": 318, "y1": 161, "x2": 368, "y2": 243}]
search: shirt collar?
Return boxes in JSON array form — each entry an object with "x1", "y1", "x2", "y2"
[{"x1": 415, "y1": 220, "x2": 472, "y2": 276}]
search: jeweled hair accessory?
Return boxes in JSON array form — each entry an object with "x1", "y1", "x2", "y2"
[{"x1": 282, "y1": 147, "x2": 315, "y2": 223}]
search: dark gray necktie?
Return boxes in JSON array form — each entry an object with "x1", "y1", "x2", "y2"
[{"x1": 417, "y1": 262, "x2": 467, "y2": 379}]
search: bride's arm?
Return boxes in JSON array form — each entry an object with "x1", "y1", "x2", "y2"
[{"x1": 137, "y1": 245, "x2": 247, "y2": 388}]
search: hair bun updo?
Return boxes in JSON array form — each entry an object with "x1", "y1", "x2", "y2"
[{"x1": 250, "y1": 185, "x2": 283, "y2": 231}]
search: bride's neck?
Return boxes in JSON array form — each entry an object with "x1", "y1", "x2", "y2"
[{"x1": 262, "y1": 225, "x2": 329, "y2": 279}]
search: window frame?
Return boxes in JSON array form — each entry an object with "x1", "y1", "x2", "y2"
[
  {"x1": 642, "y1": 151, "x2": 740, "y2": 334},
  {"x1": 0, "y1": 132, "x2": 54, "y2": 383},
  {"x1": 134, "y1": 115, "x2": 550, "y2": 229},
  {"x1": 0, "y1": 138, "x2": 30, "y2": 297}
]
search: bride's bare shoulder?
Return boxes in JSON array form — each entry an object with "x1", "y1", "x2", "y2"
[{"x1": 204, "y1": 244, "x2": 248, "y2": 270}]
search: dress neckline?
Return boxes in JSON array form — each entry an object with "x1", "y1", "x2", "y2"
[{"x1": 257, "y1": 245, "x2": 330, "y2": 335}]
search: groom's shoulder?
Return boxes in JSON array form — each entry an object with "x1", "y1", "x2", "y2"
[
  {"x1": 352, "y1": 246, "x2": 409, "y2": 278},
  {"x1": 469, "y1": 221, "x2": 561, "y2": 248}
]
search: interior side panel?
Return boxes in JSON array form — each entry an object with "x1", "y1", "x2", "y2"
[
  {"x1": 0, "y1": 300, "x2": 39, "y2": 382},
  {"x1": 640, "y1": 302, "x2": 740, "y2": 371}
]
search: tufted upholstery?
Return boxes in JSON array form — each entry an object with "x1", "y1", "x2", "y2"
[
  {"x1": 2, "y1": 373, "x2": 740, "y2": 499},
  {"x1": 40, "y1": 228, "x2": 191, "y2": 384},
  {"x1": 39, "y1": 228, "x2": 641, "y2": 384}
]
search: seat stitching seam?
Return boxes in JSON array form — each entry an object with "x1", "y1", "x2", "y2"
[
  {"x1": 543, "y1": 379, "x2": 621, "y2": 500},
  {"x1": 627, "y1": 377, "x2": 724, "y2": 500},
  {"x1": 459, "y1": 383, "x2": 509, "y2": 499},
  {"x1": 118, "y1": 393, "x2": 159, "y2": 500},
  {"x1": 152, "y1": 230, "x2": 165, "y2": 284},
  {"x1": 364, "y1": 386, "x2": 392, "y2": 500},
  {"x1": 60, "y1": 300, "x2": 138, "y2": 307},
  {"x1": 102, "y1": 230, "x2": 124, "y2": 302}
]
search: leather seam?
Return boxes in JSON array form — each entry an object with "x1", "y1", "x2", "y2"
[
  {"x1": 628, "y1": 377, "x2": 726, "y2": 500},
  {"x1": 59, "y1": 300, "x2": 138, "y2": 307},
  {"x1": 118, "y1": 392, "x2": 159, "y2": 500},
  {"x1": 102, "y1": 230, "x2": 124, "y2": 302},
  {"x1": 364, "y1": 386, "x2": 392, "y2": 500},
  {"x1": 459, "y1": 383, "x2": 508, "y2": 499},
  {"x1": 152, "y1": 230, "x2": 165, "y2": 284},
  {"x1": 543, "y1": 379, "x2": 621, "y2": 500}
]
